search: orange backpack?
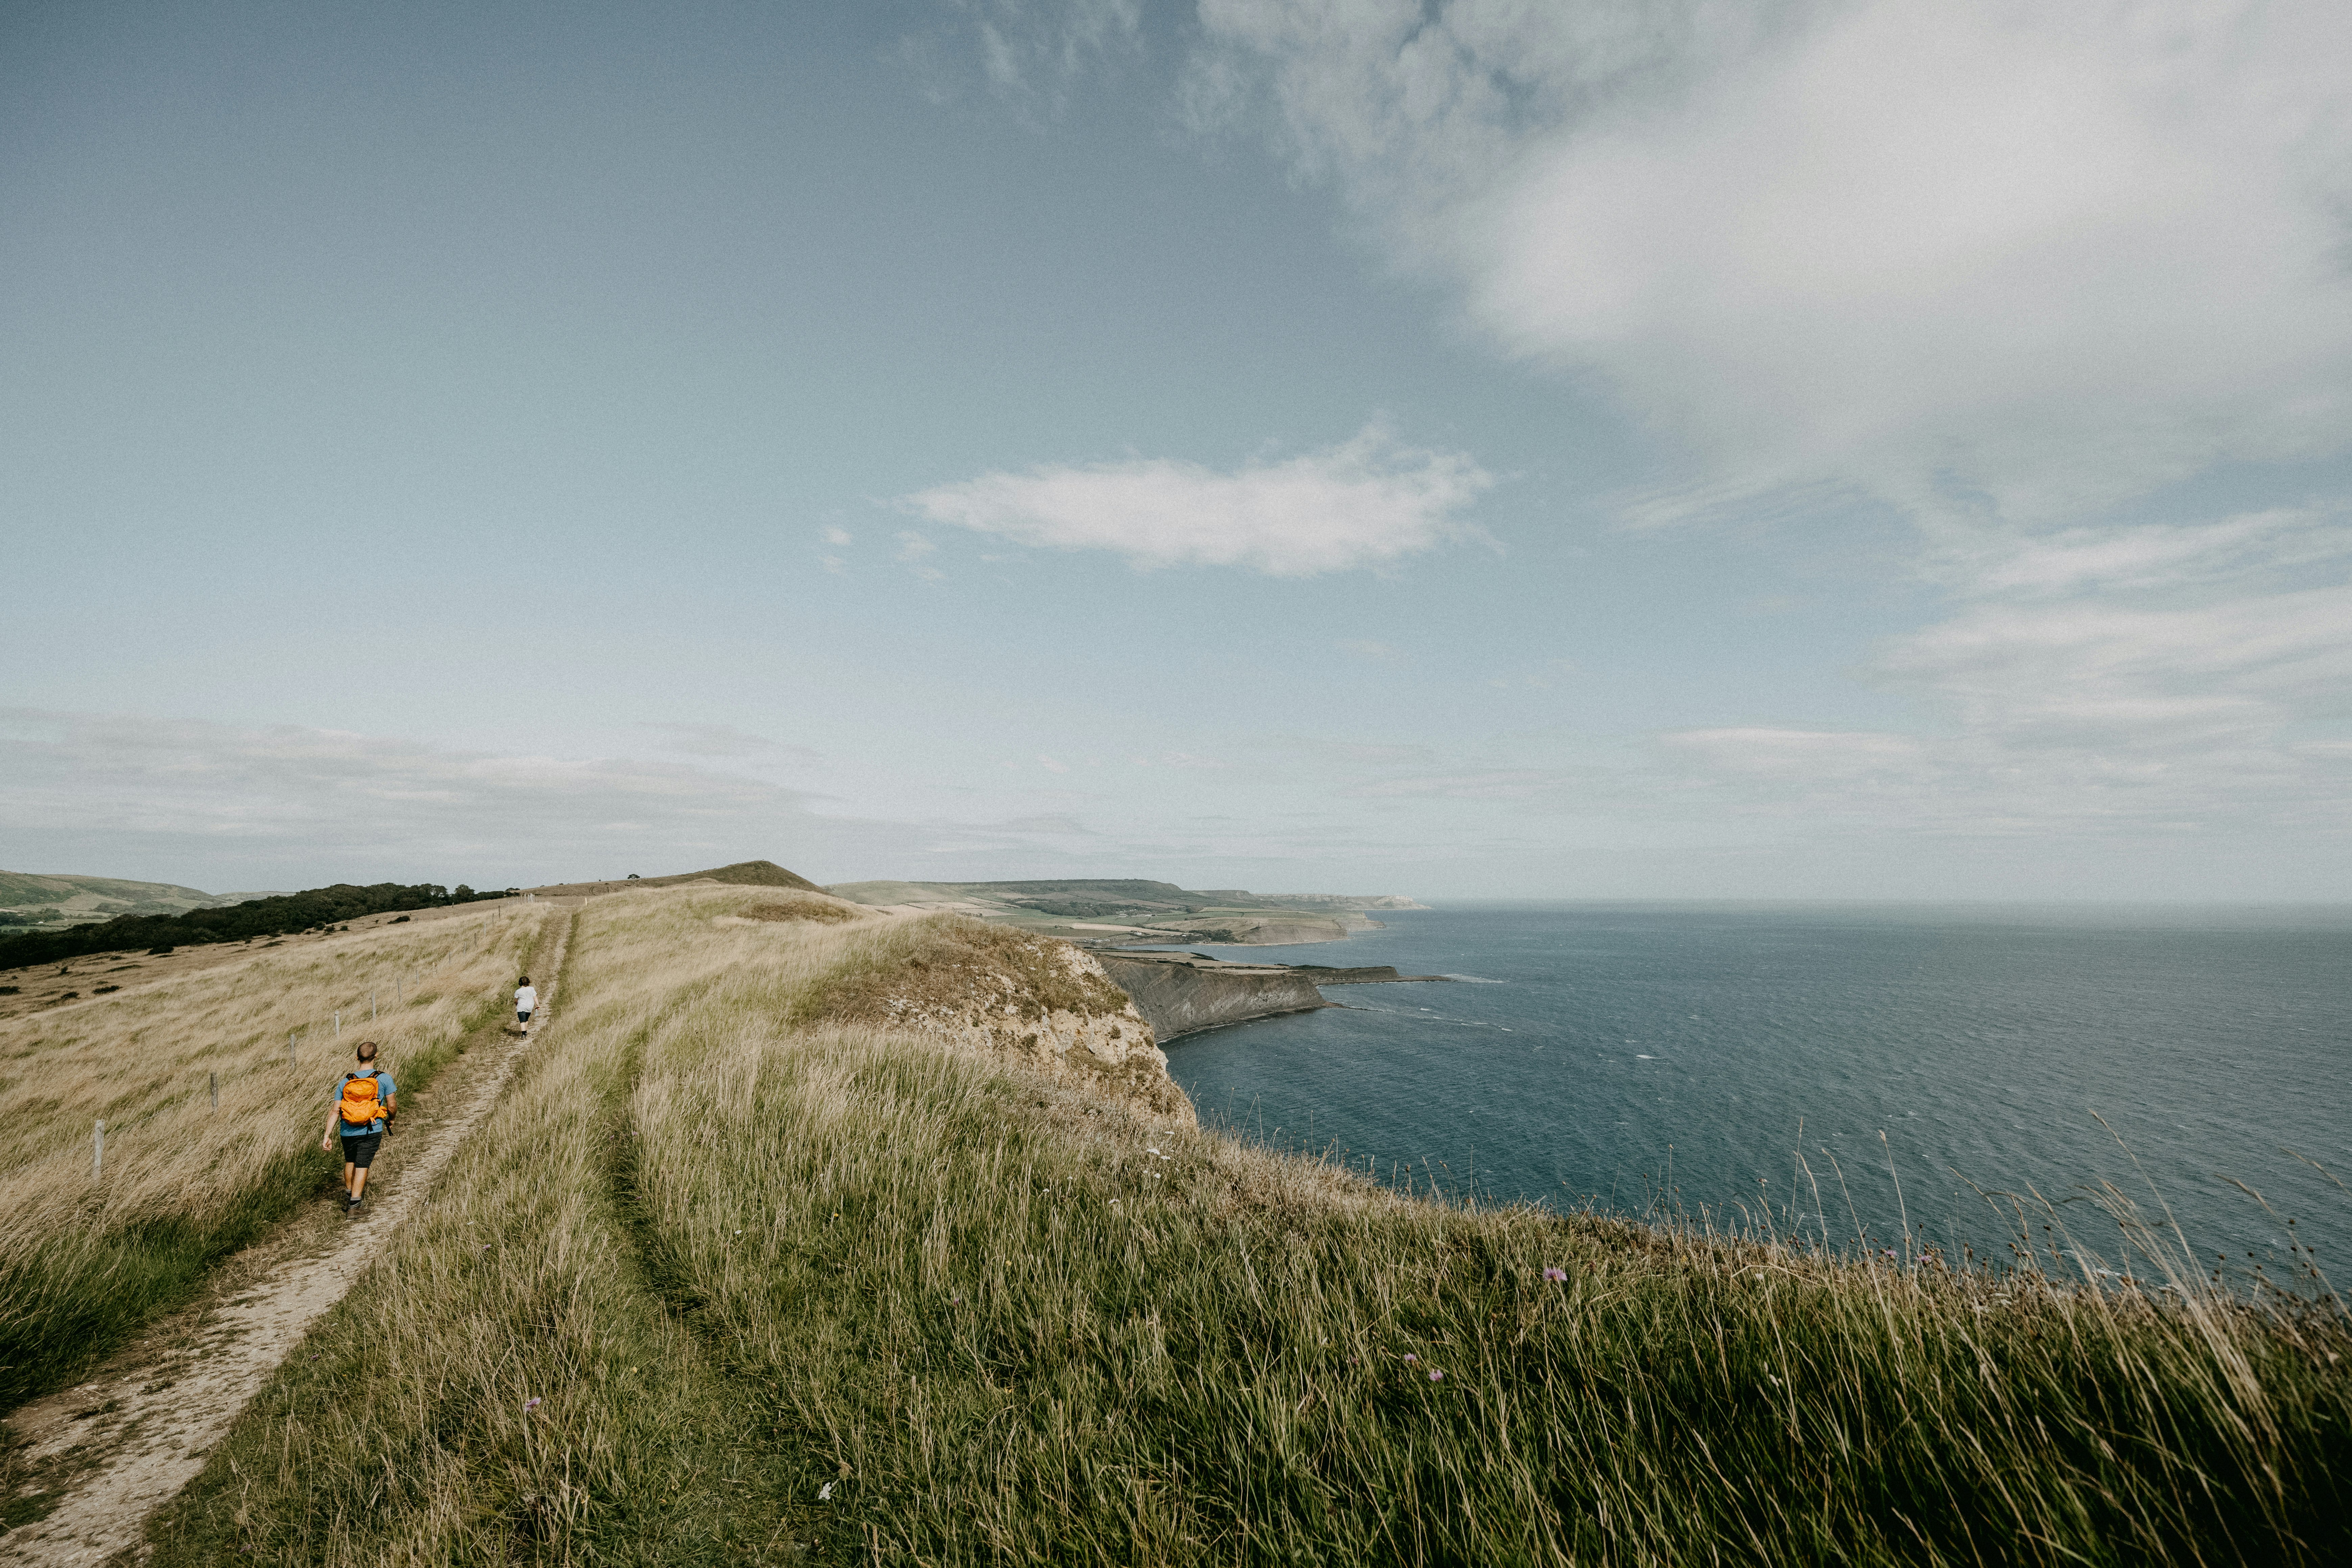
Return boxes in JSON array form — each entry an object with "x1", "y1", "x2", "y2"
[{"x1": 337, "y1": 1071, "x2": 389, "y2": 1129}]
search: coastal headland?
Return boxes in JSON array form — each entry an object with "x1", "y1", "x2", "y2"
[
  {"x1": 3, "y1": 862, "x2": 2343, "y2": 1565},
  {"x1": 824, "y1": 876, "x2": 1444, "y2": 1038},
  {"x1": 1093, "y1": 950, "x2": 1450, "y2": 1040}
]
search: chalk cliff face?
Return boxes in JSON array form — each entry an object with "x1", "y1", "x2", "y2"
[
  {"x1": 1093, "y1": 953, "x2": 1331, "y2": 1041},
  {"x1": 854, "y1": 934, "x2": 1197, "y2": 1126}
]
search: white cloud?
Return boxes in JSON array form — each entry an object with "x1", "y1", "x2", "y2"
[
  {"x1": 822, "y1": 526, "x2": 854, "y2": 547},
  {"x1": 1189, "y1": 2, "x2": 2352, "y2": 861},
  {"x1": 1933, "y1": 511, "x2": 2351, "y2": 599},
  {"x1": 902, "y1": 423, "x2": 1493, "y2": 574},
  {"x1": 895, "y1": 531, "x2": 946, "y2": 580},
  {"x1": 1194, "y1": 1, "x2": 2352, "y2": 521},
  {"x1": 902, "y1": 0, "x2": 1143, "y2": 115},
  {"x1": 1652, "y1": 561, "x2": 2352, "y2": 836}
]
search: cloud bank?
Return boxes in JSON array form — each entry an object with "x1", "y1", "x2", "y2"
[
  {"x1": 1192, "y1": 0, "x2": 2352, "y2": 518},
  {"x1": 1187, "y1": 1, "x2": 2352, "y2": 862},
  {"x1": 0, "y1": 709, "x2": 898, "y2": 889},
  {"x1": 902, "y1": 423, "x2": 1493, "y2": 574}
]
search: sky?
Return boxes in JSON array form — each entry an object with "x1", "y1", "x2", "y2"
[{"x1": 4, "y1": 0, "x2": 2349, "y2": 901}]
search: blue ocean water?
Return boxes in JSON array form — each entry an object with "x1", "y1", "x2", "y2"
[{"x1": 1158, "y1": 904, "x2": 2352, "y2": 1283}]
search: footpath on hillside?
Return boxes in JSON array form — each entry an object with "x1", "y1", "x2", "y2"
[{"x1": 0, "y1": 911, "x2": 575, "y2": 1566}]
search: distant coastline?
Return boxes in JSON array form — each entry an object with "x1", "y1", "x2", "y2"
[{"x1": 825, "y1": 876, "x2": 1426, "y2": 949}]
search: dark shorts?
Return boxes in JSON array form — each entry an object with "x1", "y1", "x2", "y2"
[
  {"x1": 517, "y1": 1010, "x2": 532, "y2": 1023},
  {"x1": 340, "y1": 1131, "x2": 383, "y2": 1168}
]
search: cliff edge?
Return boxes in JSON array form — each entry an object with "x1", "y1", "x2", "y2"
[{"x1": 801, "y1": 916, "x2": 1196, "y2": 1125}]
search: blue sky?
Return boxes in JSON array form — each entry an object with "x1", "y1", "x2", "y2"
[{"x1": 5, "y1": 0, "x2": 2349, "y2": 900}]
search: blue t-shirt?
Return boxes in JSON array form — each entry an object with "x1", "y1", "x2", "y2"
[{"x1": 333, "y1": 1069, "x2": 396, "y2": 1135}]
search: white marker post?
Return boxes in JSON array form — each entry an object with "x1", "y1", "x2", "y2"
[
  {"x1": 334, "y1": 1011, "x2": 340, "y2": 1037},
  {"x1": 93, "y1": 1120, "x2": 104, "y2": 1180},
  {"x1": 289, "y1": 1030, "x2": 297, "y2": 1064}
]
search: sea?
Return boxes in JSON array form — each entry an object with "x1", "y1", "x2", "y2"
[{"x1": 1156, "y1": 903, "x2": 2352, "y2": 1288}]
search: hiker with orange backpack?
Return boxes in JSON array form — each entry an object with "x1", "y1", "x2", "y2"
[{"x1": 320, "y1": 1039, "x2": 396, "y2": 1214}]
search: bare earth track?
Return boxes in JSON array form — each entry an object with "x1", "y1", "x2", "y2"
[{"x1": 0, "y1": 912, "x2": 575, "y2": 1566}]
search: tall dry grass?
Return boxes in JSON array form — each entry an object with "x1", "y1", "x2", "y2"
[
  {"x1": 139, "y1": 888, "x2": 2352, "y2": 1565},
  {"x1": 0, "y1": 904, "x2": 555, "y2": 1406},
  {"x1": 626, "y1": 1031, "x2": 2352, "y2": 1563}
]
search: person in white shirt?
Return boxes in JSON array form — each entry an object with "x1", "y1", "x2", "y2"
[{"x1": 515, "y1": 976, "x2": 538, "y2": 1034}]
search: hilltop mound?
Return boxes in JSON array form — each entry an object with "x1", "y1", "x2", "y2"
[
  {"x1": 523, "y1": 859, "x2": 822, "y2": 898},
  {"x1": 672, "y1": 859, "x2": 822, "y2": 891}
]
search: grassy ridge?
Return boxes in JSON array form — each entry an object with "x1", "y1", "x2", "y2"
[
  {"x1": 140, "y1": 887, "x2": 851, "y2": 1563},
  {"x1": 131, "y1": 888, "x2": 2352, "y2": 1564}
]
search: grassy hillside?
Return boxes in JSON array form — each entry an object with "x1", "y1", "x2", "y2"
[
  {"x1": 108, "y1": 884, "x2": 2350, "y2": 1566},
  {"x1": 0, "y1": 905, "x2": 554, "y2": 1406},
  {"x1": 0, "y1": 870, "x2": 273, "y2": 932},
  {"x1": 0, "y1": 870, "x2": 224, "y2": 910}
]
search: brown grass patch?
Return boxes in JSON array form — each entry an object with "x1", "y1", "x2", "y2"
[
  {"x1": 737, "y1": 896, "x2": 860, "y2": 925},
  {"x1": 796, "y1": 914, "x2": 1133, "y2": 1027}
]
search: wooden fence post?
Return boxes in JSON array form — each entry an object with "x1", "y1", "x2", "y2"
[
  {"x1": 210, "y1": 1070, "x2": 218, "y2": 1111},
  {"x1": 93, "y1": 1120, "x2": 104, "y2": 1180}
]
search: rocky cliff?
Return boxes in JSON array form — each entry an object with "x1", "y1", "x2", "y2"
[{"x1": 1092, "y1": 953, "x2": 1333, "y2": 1040}]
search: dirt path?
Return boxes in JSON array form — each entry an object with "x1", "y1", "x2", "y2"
[{"x1": 0, "y1": 911, "x2": 576, "y2": 1566}]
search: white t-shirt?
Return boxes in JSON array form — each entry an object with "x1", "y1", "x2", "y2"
[{"x1": 515, "y1": 985, "x2": 538, "y2": 1012}]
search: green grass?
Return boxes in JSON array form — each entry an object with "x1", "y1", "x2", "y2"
[
  {"x1": 0, "y1": 1149, "x2": 333, "y2": 1411},
  {"x1": 631, "y1": 1029, "x2": 2352, "y2": 1566},
  {"x1": 124, "y1": 893, "x2": 2352, "y2": 1565}
]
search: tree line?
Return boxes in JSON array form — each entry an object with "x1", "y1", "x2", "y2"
[{"x1": 0, "y1": 883, "x2": 511, "y2": 969}]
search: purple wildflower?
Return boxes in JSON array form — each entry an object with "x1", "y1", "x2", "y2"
[
  {"x1": 1403, "y1": 1353, "x2": 1418, "y2": 1364},
  {"x1": 1428, "y1": 1370, "x2": 1444, "y2": 1382},
  {"x1": 1542, "y1": 1267, "x2": 1567, "y2": 1283},
  {"x1": 523, "y1": 1397, "x2": 541, "y2": 1411}
]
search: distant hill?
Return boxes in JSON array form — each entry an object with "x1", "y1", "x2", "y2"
[
  {"x1": 0, "y1": 870, "x2": 281, "y2": 929},
  {"x1": 521, "y1": 860, "x2": 822, "y2": 898},
  {"x1": 657, "y1": 859, "x2": 821, "y2": 891}
]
